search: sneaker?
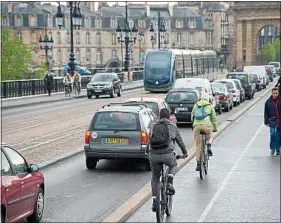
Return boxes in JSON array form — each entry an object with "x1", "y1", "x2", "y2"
[
  {"x1": 270, "y1": 150, "x2": 275, "y2": 155},
  {"x1": 276, "y1": 150, "x2": 280, "y2": 155},
  {"x1": 152, "y1": 198, "x2": 156, "y2": 212},
  {"x1": 196, "y1": 161, "x2": 201, "y2": 171},
  {"x1": 167, "y1": 174, "x2": 175, "y2": 195},
  {"x1": 207, "y1": 144, "x2": 213, "y2": 156}
]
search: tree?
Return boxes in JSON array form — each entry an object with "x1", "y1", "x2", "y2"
[
  {"x1": 2, "y1": 29, "x2": 32, "y2": 80},
  {"x1": 272, "y1": 39, "x2": 280, "y2": 61},
  {"x1": 261, "y1": 43, "x2": 276, "y2": 63}
]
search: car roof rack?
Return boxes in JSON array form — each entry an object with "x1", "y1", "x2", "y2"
[{"x1": 102, "y1": 103, "x2": 147, "y2": 109}]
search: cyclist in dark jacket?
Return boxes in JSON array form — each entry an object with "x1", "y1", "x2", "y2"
[
  {"x1": 264, "y1": 87, "x2": 281, "y2": 155},
  {"x1": 146, "y1": 108, "x2": 188, "y2": 212}
]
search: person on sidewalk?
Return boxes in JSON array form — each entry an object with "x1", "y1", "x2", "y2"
[
  {"x1": 191, "y1": 92, "x2": 218, "y2": 171},
  {"x1": 264, "y1": 87, "x2": 281, "y2": 155},
  {"x1": 146, "y1": 108, "x2": 188, "y2": 212},
  {"x1": 44, "y1": 73, "x2": 54, "y2": 96},
  {"x1": 63, "y1": 73, "x2": 72, "y2": 93}
]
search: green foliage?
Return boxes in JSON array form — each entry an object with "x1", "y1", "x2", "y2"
[
  {"x1": 2, "y1": 29, "x2": 32, "y2": 80},
  {"x1": 34, "y1": 63, "x2": 48, "y2": 79},
  {"x1": 272, "y1": 39, "x2": 280, "y2": 60},
  {"x1": 261, "y1": 43, "x2": 277, "y2": 63}
]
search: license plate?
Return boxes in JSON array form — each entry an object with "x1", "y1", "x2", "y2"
[
  {"x1": 105, "y1": 138, "x2": 128, "y2": 144},
  {"x1": 95, "y1": 90, "x2": 102, "y2": 92},
  {"x1": 176, "y1": 107, "x2": 188, "y2": 111}
]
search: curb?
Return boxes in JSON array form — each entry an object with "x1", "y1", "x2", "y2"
[
  {"x1": 101, "y1": 83, "x2": 274, "y2": 223},
  {"x1": 2, "y1": 84, "x2": 144, "y2": 110}
]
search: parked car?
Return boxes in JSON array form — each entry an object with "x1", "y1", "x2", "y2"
[
  {"x1": 266, "y1": 74, "x2": 270, "y2": 85},
  {"x1": 210, "y1": 86, "x2": 223, "y2": 114},
  {"x1": 232, "y1": 79, "x2": 245, "y2": 103},
  {"x1": 243, "y1": 66, "x2": 267, "y2": 89},
  {"x1": 265, "y1": 65, "x2": 274, "y2": 81},
  {"x1": 269, "y1": 61, "x2": 280, "y2": 75},
  {"x1": 250, "y1": 73, "x2": 263, "y2": 92},
  {"x1": 87, "y1": 73, "x2": 122, "y2": 99},
  {"x1": 226, "y1": 72, "x2": 255, "y2": 100},
  {"x1": 173, "y1": 78, "x2": 217, "y2": 108},
  {"x1": 270, "y1": 65, "x2": 277, "y2": 77},
  {"x1": 214, "y1": 79, "x2": 241, "y2": 106},
  {"x1": 211, "y1": 82, "x2": 233, "y2": 112},
  {"x1": 84, "y1": 105, "x2": 158, "y2": 170},
  {"x1": 1, "y1": 143, "x2": 45, "y2": 223},
  {"x1": 165, "y1": 88, "x2": 200, "y2": 123},
  {"x1": 125, "y1": 97, "x2": 170, "y2": 118}
]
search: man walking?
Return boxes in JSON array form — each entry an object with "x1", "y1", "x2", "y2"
[
  {"x1": 264, "y1": 87, "x2": 281, "y2": 155},
  {"x1": 44, "y1": 73, "x2": 53, "y2": 96}
]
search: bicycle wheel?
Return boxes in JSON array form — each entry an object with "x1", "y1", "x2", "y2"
[
  {"x1": 156, "y1": 182, "x2": 165, "y2": 223},
  {"x1": 204, "y1": 142, "x2": 209, "y2": 175},
  {"x1": 199, "y1": 137, "x2": 206, "y2": 180},
  {"x1": 165, "y1": 170, "x2": 173, "y2": 216}
]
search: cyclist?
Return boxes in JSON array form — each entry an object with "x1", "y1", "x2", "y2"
[
  {"x1": 63, "y1": 73, "x2": 72, "y2": 93},
  {"x1": 73, "y1": 71, "x2": 81, "y2": 92},
  {"x1": 146, "y1": 108, "x2": 188, "y2": 212},
  {"x1": 191, "y1": 91, "x2": 218, "y2": 171}
]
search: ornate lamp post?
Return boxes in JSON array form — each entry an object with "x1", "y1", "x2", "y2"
[
  {"x1": 149, "y1": 11, "x2": 166, "y2": 49},
  {"x1": 56, "y1": 2, "x2": 82, "y2": 76},
  {"x1": 39, "y1": 15, "x2": 54, "y2": 71},
  {"x1": 115, "y1": 1, "x2": 138, "y2": 72}
]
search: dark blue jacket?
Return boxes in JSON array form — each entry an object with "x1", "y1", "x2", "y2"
[{"x1": 264, "y1": 96, "x2": 281, "y2": 128}]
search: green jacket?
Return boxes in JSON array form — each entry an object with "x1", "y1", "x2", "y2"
[{"x1": 191, "y1": 99, "x2": 218, "y2": 130}]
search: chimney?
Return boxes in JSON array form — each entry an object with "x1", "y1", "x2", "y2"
[{"x1": 145, "y1": 2, "x2": 150, "y2": 17}]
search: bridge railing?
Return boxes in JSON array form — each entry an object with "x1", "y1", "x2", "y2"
[{"x1": 1, "y1": 70, "x2": 144, "y2": 99}]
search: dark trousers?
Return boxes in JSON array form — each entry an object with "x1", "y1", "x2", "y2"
[{"x1": 149, "y1": 152, "x2": 177, "y2": 196}]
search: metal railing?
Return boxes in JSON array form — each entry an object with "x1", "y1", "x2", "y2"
[{"x1": 1, "y1": 70, "x2": 143, "y2": 99}]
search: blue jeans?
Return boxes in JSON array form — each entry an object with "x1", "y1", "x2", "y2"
[{"x1": 270, "y1": 127, "x2": 280, "y2": 151}]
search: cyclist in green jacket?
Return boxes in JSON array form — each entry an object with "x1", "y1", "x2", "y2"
[{"x1": 191, "y1": 92, "x2": 218, "y2": 171}]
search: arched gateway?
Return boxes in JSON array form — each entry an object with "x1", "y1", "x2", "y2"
[{"x1": 232, "y1": 2, "x2": 280, "y2": 67}]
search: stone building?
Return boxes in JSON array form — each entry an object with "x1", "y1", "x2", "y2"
[{"x1": 1, "y1": 1, "x2": 216, "y2": 75}]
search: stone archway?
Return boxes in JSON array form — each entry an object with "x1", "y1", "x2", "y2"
[{"x1": 232, "y1": 2, "x2": 281, "y2": 67}]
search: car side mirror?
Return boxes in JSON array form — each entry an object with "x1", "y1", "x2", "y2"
[
  {"x1": 113, "y1": 78, "x2": 118, "y2": 82},
  {"x1": 30, "y1": 164, "x2": 39, "y2": 172}
]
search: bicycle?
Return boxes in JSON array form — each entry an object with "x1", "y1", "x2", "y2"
[
  {"x1": 73, "y1": 81, "x2": 80, "y2": 95},
  {"x1": 65, "y1": 84, "x2": 71, "y2": 97},
  {"x1": 199, "y1": 131, "x2": 209, "y2": 180},
  {"x1": 155, "y1": 154, "x2": 185, "y2": 223}
]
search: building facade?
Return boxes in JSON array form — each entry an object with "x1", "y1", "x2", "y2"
[{"x1": 1, "y1": 2, "x2": 216, "y2": 75}]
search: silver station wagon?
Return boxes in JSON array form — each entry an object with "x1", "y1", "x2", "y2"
[{"x1": 84, "y1": 104, "x2": 158, "y2": 170}]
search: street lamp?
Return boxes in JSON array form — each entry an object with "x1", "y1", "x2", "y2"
[
  {"x1": 39, "y1": 15, "x2": 54, "y2": 71},
  {"x1": 115, "y1": 1, "x2": 138, "y2": 72},
  {"x1": 149, "y1": 11, "x2": 166, "y2": 49},
  {"x1": 55, "y1": 2, "x2": 82, "y2": 76},
  {"x1": 138, "y1": 32, "x2": 144, "y2": 69}
]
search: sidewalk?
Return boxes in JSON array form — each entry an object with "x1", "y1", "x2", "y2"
[
  {"x1": 2, "y1": 80, "x2": 143, "y2": 109},
  {"x1": 127, "y1": 90, "x2": 280, "y2": 222}
]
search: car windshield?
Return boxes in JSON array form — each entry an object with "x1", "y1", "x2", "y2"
[
  {"x1": 166, "y1": 92, "x2": 197, "y2": 103},
  {"x1": 91, "y1": 74, "x2": 112, "y2": 82},
  {"x1": 92, "y1": 112, "x2": 140, "y2": 131},
  {"x1": 227, "y1": 74, "x2": 248, "y2": 83},
  {"x1": 269, "y1": 62, "x2": 279, "y2": 68},
  {"x1": 250, "y1": 74, "x2": 258, "y2": 82},
  {"x1": 125, "y1": 101, "x2": 159, "y2": 115},
  {"x1": 211, "y1": 83, "x2": 225, "y2": 92}
]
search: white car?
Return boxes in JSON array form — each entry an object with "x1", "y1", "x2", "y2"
[
  {"x1": 243, "y1": 66, "x2": 267, "y2": 89},
  {"x1": 173, "y1": 78, "x2": 217, "y2": 108},
  {"x1": 214, "y1": 79, "x2": 241, "y2": 106}
]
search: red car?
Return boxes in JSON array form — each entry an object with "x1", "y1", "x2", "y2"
[{"x1": 1, "y1": 143, "x2": 45, "y2": 223}]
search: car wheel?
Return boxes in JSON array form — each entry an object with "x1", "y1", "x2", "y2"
[
  {"x1": 110, "y1": 90, "x2": 114, "y2": 98},
  {"x1": 225, "y1": 104, "x2": 229, "y2": 112},
  {"x1": 234, "y1": 101, "x2": 237, "y2": 107},
  {"x1": 117, "y1": 87, "x2": 122, "y2": 97},
  {"x1": 230, "y1": 102, "x2": 233, "y2": 110},
  {"x1": 145, "y1": 161, "x2": 152, "y2": 171},
  {"x1": 27, "y1": 187, "x2": 44, "y2": 223},
  {"x1": 219, "y1": 105, "x2": 222, "y2": 115},
  {"x1": 87, "y1": 95, "x2": 92, "y2": 99},
  {"x1": 86, "y1": 157, "x2": 98, "y2": 170},
  {"x1": 2, "y1": 211, "x2": 5, "y2": 223},
  {"x1": 95, "y1": 95, "x2": 99, "y2": 99}
]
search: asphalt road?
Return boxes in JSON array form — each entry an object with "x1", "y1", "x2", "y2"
[
  {"x1": 127, "y1": 88, "x2": 280, "y2": 222},
  {"x1": 39, "y1": 82, "x2": 277, "y2": 222}
]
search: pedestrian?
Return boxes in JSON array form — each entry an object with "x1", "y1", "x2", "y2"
[
  {"x1": 264, "y1": 87, "x2": 281, "y2": 155},
  {"x1": 44, "y1": 73, "x2": 54, "y2": 96}
]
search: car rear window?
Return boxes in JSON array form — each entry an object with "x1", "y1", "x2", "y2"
[
  {"x1": 227, "y1": 74, "x2": 248, "y2": 83},
  {"x1": 91, "y1": 112, "x2": 140, "y2": 131},
  {"x1": 269, "y1": 62, "x2": 279, "y2": 68},
  {"x1": 211, "y1": 83, "x2": 225, "y2": 92},
  {"x1": 125, "y1": 101, "x2": 159, "y2": 115},
  {"x1": 218, "y1": 81, "x2": 234, "y2": 89},
  {"x1": 166, "y1": 92, "x2": 197, "y2": 103}
]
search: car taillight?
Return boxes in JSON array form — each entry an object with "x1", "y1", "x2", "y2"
[
  {"x1": 219, "y1": 95, "x2": 227, "y2": 100},
  {"x1": 141, "y1": 131, "x2": 148, "y2": 144},
  {"x1": 85, "y1": 130, "x2": 91, "y2": 144},
  {"x1": 232, "y1": 89, "x2": 236, "y2": 93},
  {"x1": 205, "y1": 89, "x2": 208, "y2": 93}
]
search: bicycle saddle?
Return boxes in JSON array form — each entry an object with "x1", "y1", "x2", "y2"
[{"x1": 200, "y1": 131, "x2": 206, "y2": 135}]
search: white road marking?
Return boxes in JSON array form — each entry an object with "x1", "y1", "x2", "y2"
[{"x1": 197, "y1": 122, "x2": 264, "y2": 222}]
